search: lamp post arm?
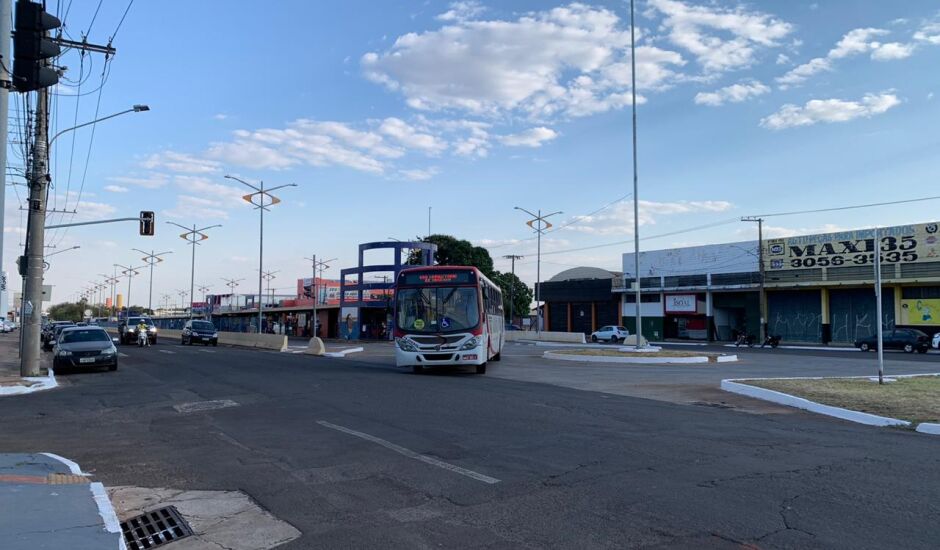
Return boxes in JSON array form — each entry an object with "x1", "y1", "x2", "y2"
[{"x1": 49, "y1": 107, "x2": 144, "y2": 146}]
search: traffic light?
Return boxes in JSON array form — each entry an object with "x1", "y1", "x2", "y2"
[
  {"x1": 13, "y1": 1, "x2": 61, "y2": 92},
  {"x1": 139, "y1": 211, "x2": 155, "y2": 236}
]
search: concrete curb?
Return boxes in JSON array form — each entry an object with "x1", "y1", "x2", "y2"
[
  {"x1": 543, "y1": 351, "x2": 734, "y2": 364},
  {"x1": 915, "y1": 423, "x2": 940, "y2": 435},
  {"x1": 41, "y1": 452, "x2": 88, "y2": 475},
  {"x1": 90, "y1": 482, "x2": 126, "y2": 549},
  {"x1": 0, "y1": 368, "x2": 58, "y2": 396},
  {"x1": 720, "y1": 379, "x2": 911, "y2": 427}
]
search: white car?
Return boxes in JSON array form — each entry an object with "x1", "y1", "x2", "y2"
[
  {"x1": 1, "y1": 320, "x2": 14, "y2": 333},
  {"x1": 591, "y1": 325, "x2": 630, "y2": 343},
  {"x1": 932, "y1": 332, "x2": 940, "y2": 350}
]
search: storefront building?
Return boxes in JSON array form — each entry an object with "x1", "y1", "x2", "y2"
[
  {"x1": 623, "y1": 221, "x2": 940, "y2": 343},
  {"x1": 536, "y1": 267, "x2": 623, "y2": 334}
]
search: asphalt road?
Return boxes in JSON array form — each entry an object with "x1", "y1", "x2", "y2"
[{"x1": 1, "y1": 336, "x2": 939, "y2": 549}]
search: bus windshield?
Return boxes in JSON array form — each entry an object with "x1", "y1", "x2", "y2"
[{"x1": 397, "y1": 287, "x2": 480, "y2": 333}]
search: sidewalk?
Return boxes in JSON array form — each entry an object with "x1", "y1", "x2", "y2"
[
  {"x1": 0, "y1": 453, "x2": 123, "y2": 549},
  {"x1": 0, "y1": 334, "x2": 57, "y2": 396}
]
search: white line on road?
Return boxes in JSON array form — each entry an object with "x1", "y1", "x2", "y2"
[
  {"x1": 174, "y1": 399, "x2": 239, "y2": 414},
  {"x1": 118, "y1": 353, "x2": 129, "y2": 358},
  {"x1": 316, "y1": 420, "x2": 500, "y2": 485},
  {"x1": 158, "y1": 349, "x2": 175, "y2": 354}
]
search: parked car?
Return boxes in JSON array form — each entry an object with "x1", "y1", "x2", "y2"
[
  {"x1": 932, "y1": 332, "x2": 940, "y2": 350},
  {"x1": 181, "y1": 320, "x2": 218, "y2": 346},
  {"x1": 1, "y1": 320, "x2": 13, "y2": 333},
  {"x1": 118, "y1": 316, "x2": 157, "y2": 345},
  {"x1": 43, "y1": 322, "x2": 76, "y2": 350},
  {"x1": 590, "y1": 325, "x2": 630, "y2": 343},
  {"x1": 855, "y1": 328, "x2": 930, "y2": 353},
  {"x1": 42, "y1": 320, "x2": 74, "y2": 344},
  {"x1": 52, "y1": 326, "x2": 118, "y2": 372}
]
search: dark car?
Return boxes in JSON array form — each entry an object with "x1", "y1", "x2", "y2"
[
  {"x1": 43, "y1": 322, "x2": 76, "y2": 351},
  {"x1": 181, "y1": 320, "x2": 218, "y2": 346},
  {"x1": 855, "y1": 328, "x2": 930, "y2": 353},
  {"x1": 42, "y1": 321, "x2": 74, "y2": 345},
  {"x1": 118, "y1": 316, "x2": 157, "y2": 345},
  {"x1": 52, "y1": 326, "x2": 118, "y2": 372}
]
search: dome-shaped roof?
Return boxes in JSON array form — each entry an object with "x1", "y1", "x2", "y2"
[{"x1": 549, "y1": 266, "x2": 621, "y2": 282}]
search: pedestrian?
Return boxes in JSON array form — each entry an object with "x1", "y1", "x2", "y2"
[{"x1": 345, "y1": 314, "x2": 352, "y2": 340}]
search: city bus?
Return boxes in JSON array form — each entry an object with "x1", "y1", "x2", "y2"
[{"x1": 394, "y1": 266, "x2": 504, "y2": 374}]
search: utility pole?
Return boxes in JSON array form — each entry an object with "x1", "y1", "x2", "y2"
[
  {"x1": 741, "y1": 216, "x2": 766, "y2": 342},
  {"x1": 428, "y1": 206, "x2": 432, "y2": 238},
  {"x1": 19, "y1": 83, "x2": 49, "y2": 376},
  {"x1": 502, "y1": 254, "x2": 524, "y2": 326},
  {"x1": 100, "y1": 270, "x2": 120, "y2": 321},
  {"x1": 261, "y1": 270, "x2": 278, "y2": 307},
  {"x1": 167, "y1": 222, "x2": 220, "y2": 319},
  {"x1": 514, "y1": 208, "x2": 562, "y2": 336},
  {"x1": 133, "y1": 248, "x2": 171, "y2": 314},
  {"x1": 225, "y1": 175, "x2": 296, "y2": 334},
  {"x1": 304, "y1": 254, "x2": 318, "y2": 337},
  {"x1": 874, "y1": 227, "x2": 885, "y2": 385},
  {"x1": 628, "y1": 0, "x2": 645, "y2": 350},
  {"x1": 0, "y1": 0, "x2": 11, "y2": 312},
  {"x1": 197, "y1": 284, "x2": 211, "y2": 318},
  {"x1": 115, "y1": 264, "x2": 142, "y2": 314}
]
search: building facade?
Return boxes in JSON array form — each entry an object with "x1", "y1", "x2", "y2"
[{"x1": 623, "y1": 221, "x2": 940, "y2": 343}]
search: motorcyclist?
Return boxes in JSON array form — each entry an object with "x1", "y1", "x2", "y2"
[{"x1": 137, "y1": 320, "x2": 150, "y2": 346}]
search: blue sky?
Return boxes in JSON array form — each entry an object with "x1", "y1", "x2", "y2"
[{"x1": 3, "y1": 0, "x2": 940, "y2": 305}]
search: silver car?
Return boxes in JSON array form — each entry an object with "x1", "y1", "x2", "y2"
[{"x1": 590, "y1": 325, "x2": 630, "y2": 343}]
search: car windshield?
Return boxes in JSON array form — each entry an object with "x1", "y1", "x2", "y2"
[
  {"x1": 61, "y1": 329, "x2": 110, "y2": 343},
  {"x1": 192, "y1": 321, "x2": 214, "y2": 330},
  {"x1": 397, "y1": 287, "x2": 480, "y2": 333}
]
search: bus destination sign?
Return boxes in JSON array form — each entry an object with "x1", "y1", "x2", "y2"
[{"x1": 401, "y1": 270, "x2": 475, "y2": 285}]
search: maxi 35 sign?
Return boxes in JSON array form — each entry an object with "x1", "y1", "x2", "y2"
[{"x1": 765, "y1": 222, "x2": 940, "y2": 270}]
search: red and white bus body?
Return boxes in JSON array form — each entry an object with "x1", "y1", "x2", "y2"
[{"x1": 394, "y1": 266, "x2": 504, "y2": 373}]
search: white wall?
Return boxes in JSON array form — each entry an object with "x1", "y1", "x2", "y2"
[
  {"x1": 622, "y1": 241, "x2": 759, "y2": 279},
  {"x1": 622, "y1": 302, "x2": 664, "y2": 318}
]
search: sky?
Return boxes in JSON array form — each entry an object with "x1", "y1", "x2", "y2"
[{"x1": 2, "y1": 0, "x2": 940, "y2": 308}]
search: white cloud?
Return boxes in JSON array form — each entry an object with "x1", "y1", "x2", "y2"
[
  {"x1": 759, "y1": 223, "x2": 846, "y2": 239},
  {"x1": 760, "y1": 92, "x2": 901, "y2": 130},
  {"x1": 436, "y1": 1, "x2": 485, "y2": 22},
  {"x1": 499, "y1": 127, "x2": 558, "y2": 147},
  {"x1": 929, "y1": 92, "x2": 935, "y2": 101},
  {"x1": 564, "y1": 199, "x2": 733, "y2": 235},
  {"x1": 362, "y1": 3, "x2": 683, "y2": 120},
  {"x1": 776, "y1": 53, "x2": 790, "y2": 65},
  {"x1": 163, "y1": 195, "x2": 230, "y2": 220},
  {"x1": 647, "y1": 0, "x2": 793, "y2": 73},
  {"x1": 107, "y1": 174, "x2": 169, "y2": 189},
  {"x1": 73, "y1": 201, "x2": 117, "y2": 220},
  {"x1": 378, "y1": 117, "x2": 447, "y2": 154},
  {"x1": 913, "y1": 18, "x2": 940, "y2": 45},
  {"x1": 142, "y1": 151, "x2": 221, "y2": 174},
  {"x1": 399, "y1": 167, "x2": 440, "y2": 181},
  {"x1": 103, "y1": 185, "x2": 128, "y2": 193},
  {"x1": 213, "y1": 113, "x2": 229, "y2": 120},
  {"x1": 777, "y1": 28, "x2": 914, "y2": 88},
  {"x1": 173, "y1": 175, "x2": 245, "y2": 207},
  {"x1": 694, "y1": 80, "x2": 769, "y2": 106}
]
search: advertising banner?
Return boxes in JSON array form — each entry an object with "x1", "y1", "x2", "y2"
[
  {"x1": 899, "y1": 299, "x2": 940, "y2": 326},
  {"x1": 765, "y1": 222, "x2": 940, "y2": 271}
]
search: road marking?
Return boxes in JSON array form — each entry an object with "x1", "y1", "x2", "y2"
[
  {"x1": 199, "y1": 349, "x2": 217, "y2": 353},
  {"x1": 158, "y1": 349, "x2": 175, "y2": 354},
  {"x1": 118, "y1": 353, "x2": 129, "y2": 358},
  {"x1": 174, "y1": 399, "x2": 239, "y2": 414},
  {"x1": 316, "y1": 420, "x2": 500, "y2": 484}
]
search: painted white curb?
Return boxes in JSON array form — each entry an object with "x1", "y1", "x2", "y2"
[
  {"x1": 90, "y1": 482, "x2": 127, "y2": 549},
  {"x1": 716, "y1": 355, "x2": 739, "y2": 363},
  {"x1": 324, "y1": 347, "x2": 364, "y2": 358},
  {"x1": 0, "y1": 368, "x2": 58, "y2": 396},
  {"x1": 616, "y1": 346, "x2": 663, "y2": 353},
  {"x1": 544, "y1": 351, "x2": 717, "y2": 364},
  {"x1": 41, "y1": 452, "x2": 88, "y2": 475},
  {"x1": 915, "y1": 423, "x2": 940, "y2": 435},
  {"x1": 720, "y1": 379, "x2": 910, "y2": 427}
]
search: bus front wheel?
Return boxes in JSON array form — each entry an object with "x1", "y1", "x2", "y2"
[
  {"x1": 491, "y1": 352, "x2": 501, "y2": 362},
  {"x1": 476, "y1": 363, "x2": 487, "y2": 374}
]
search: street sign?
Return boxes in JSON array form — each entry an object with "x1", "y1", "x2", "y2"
[{"x1": 24, "y1": 301, "x2": 33, "y2": 316}]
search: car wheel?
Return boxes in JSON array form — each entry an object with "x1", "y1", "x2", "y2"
[
  {"x1": 212, "y1": 341, "x2": 217, "y2": 347},
  {"x1": 860, "y1": 342, "x2": 870, "y2": 352},
  {"x1": 109, "y1": 363, "x2": 118, "y2": 371},
  {"x1": 904, "y1": 343, "x2": 914, "y2": 353},
  {"x1": 181, "y1": 337, "x2": 185, "y2": 345},
  {"x1": 476, "y1": 363, "x2": 487, "y2": 374},
  {"x1": 591, "y1": 335, "x2": 597, "y2": 342}
]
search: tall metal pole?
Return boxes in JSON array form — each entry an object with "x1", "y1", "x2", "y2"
[
  {"x1": 190, "y1": 231, "x2": 197, "y2": 319},
  {"x1": 20, "y1": 85, "x2": 50, "y2": 376},
  {"x1": 742, "y1": 216, "x2": 766, "y2": 341},
  {"x1": 428, "y1": 206, "x2": 432, "y2": 237},
  {"x1": 875, "y1": 227, "x2": 885, "y2": 385},
  {"x1": 134, "y1": 249, "x2": 171, "y2": 314},
  {"x1": 305, "y1": 254, "x2": 317, "y2": 337},
  {"x1": 503, "y1": 255, "x2": 524, "y2": 325},
  {"x1": 629, "y1": 0, "x2": 643, "y2": 349},
  {"x1": 536, "y1": 209, "x2": 542, "y2": 335},
  {"x1": 258, "y1": 185, "x2": 264, "y2": 332},
  {"x1": 0, "y1": 0, "x2": 11, "y2": 316}
]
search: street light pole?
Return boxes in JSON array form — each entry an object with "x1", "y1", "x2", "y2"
[
  {"x1": 628, "y1": 0, "x2": 645, "y2": 349},
  {"x1": 166, "y1": 222, "x2": 221, "y2": 319},
  {"x1": 874, "y1": 227, "x2": 885, "y2": 385},
  {"x1": 133, "y1": 248, "x2": 172, "y2": 314},
  {"x1": 514, "y1": 207, "x2": 562, "y2": 337},
  {"x1": 503, "y1": 255, "x2": 524, "y2": 326},
  {"x1": 114, "y1": 264, "x2": 143, "y2": 315},
  {"x1": 741, "y1": 217, "x2": 766, "y2": 342},
  {"x1": 226, "y1": 175, "x2": 296, "y2": 334}
]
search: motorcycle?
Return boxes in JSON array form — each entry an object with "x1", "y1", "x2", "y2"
[
  {"x1": 761, "y1": 334, "x2": 781, "y2": 348},
  {"x1": 734, "y1": 333, "x2": 755, "y2": 347},
  {"x1": 137, "y1": 329, "x2": 150, "y2": 347}
]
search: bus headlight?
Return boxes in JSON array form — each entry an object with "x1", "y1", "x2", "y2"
[
  {"x1": 396, "y1": 337, "x2": 418, "y2": 352},
  {"x1": 460, "y1": 337, "x2": 480, "y2": 350}
]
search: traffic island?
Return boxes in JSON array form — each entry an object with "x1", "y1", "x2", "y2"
[
  {"x1": 722, "y1": 374, "x2": 940, "y2": 432},
  {"x1": 544, "y1": 349, "x2": 738, "y2": 364}
]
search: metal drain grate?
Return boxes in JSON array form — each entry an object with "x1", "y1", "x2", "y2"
[{"x1": 121, "y1": 505, "x2": 194, "y2": 549}]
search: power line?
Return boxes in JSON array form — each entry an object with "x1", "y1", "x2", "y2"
[
  {"x1": 749, "y1": 195, "x2": 940, "y2": 218},
  {"x1": 109, "y1": 0, "x2": 135, "y2": 42}
]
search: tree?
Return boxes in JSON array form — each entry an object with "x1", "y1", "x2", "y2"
[
  {"x1": 493, "y1": 271, "x2": 532, "y2": 322},
  {"x1": 46, "y1": 301, "x2": 87, "y2": 322}
]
